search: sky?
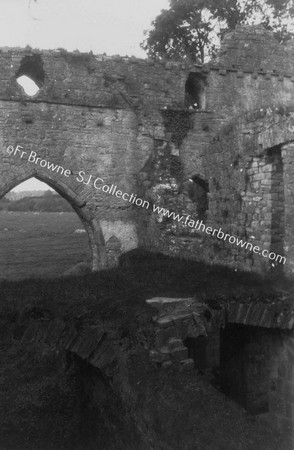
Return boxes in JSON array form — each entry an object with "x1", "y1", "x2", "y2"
[
  {"x1": 3, "y1": 0, "x2": 170, "y2": 191},
  {"x1": 0, "y1": 0, "x2": 169, "y2": 56}
]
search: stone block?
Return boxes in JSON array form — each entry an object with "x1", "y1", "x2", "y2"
[
  {"x1": 168, "y1": 337, "x2": 184, "y2": 350},
  {"x1": 179, "y1": 358, "x2": 195, "y2": 371},
  {"x1": 170, "y1": 346, "x2": 188, "y2": 361},
  {"x1": 149, "y1": 349, "x2": 170, "y2": 364},
  {"x1": 162, "y1": 361, "x2": 173, "y2": 369},
  {"x1": 154, "y1": 327, "x2": 177, "y2": 348},
  {"x1": 156, "y1": 317, "x2": 174, "y2": 328},
  {"x1": 236, "y1": 71, "x2": 244, "y2": 78}
]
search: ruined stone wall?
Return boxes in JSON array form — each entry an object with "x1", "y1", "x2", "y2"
[
  {"x1": 217, "y1": 25, "x2": 294, "y2": 72},
  {"x1": 0, "y1": 25, "x2": 293, "y2": 274},
  {"x1": 144, "y1": 296, "x2": 294, "y2": 431},
  {"x1": 220, "y1": 323, "x2": 294, "y2": 431},
  {"x1": 268, "y1": 330, "x2": 294, "y2": 431},
  {"x1": 180, "y1": 25, "x2": 294, "y2": 178},
  {"x1": 282, "y1": 142, "x2": 294, "y2": 275},
  {"x1": 204, "y1": 111, "x2": 294, "y2": 274},
  {"x1": 139, "y1": 26, "x2": 294, "y2": 275},
  {"x1": 139, "y1": 110, "x2": 294, "y2": 274},
  {"x1": 212, "y1": 301, "x2": 294, "y2": 430},
  {"x1": 0, "y1": 48, "x2": 189, "y2": 268}
]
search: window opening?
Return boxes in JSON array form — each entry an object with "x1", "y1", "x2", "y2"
[
  {"x1": 185, "y1": 72, "x2": 206, "y2": 109},
  {"x1": 187, "y1": 174, "x2": 209, "y2": 219},
  {"x1": 15, "y1": 54, "x2": 45, "y2": 97},
  {"x1": 0, "y1": 177, "x2": 92, "y2": 280}
]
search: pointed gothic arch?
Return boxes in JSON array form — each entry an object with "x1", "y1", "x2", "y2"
[{"x1": 0, "y1": 173, "x2": 106, "y2": 272}]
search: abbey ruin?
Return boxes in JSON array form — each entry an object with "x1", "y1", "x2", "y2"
[
  {"x1": 1, "y1": 25, "x2": 294, "y2": 436},
  {"x1": 0, "y1": 25, "x2": 293, "y2": 275}
]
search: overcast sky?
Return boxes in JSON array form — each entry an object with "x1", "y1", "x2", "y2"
[
  {"x1": 0, "y1": 0, "x2": 169, "y2": 56},
  {"x1": 4, "y1": 0, "x2": 169, "y2": 191}
]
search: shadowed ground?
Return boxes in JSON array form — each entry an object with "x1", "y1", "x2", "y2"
[{"x1": 0, "y1": 250, "x2": 293, "y2": 449}]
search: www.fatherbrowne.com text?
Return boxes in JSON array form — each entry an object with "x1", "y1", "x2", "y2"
[
  {"x1": 7, "y1": 145, "x2": 286, "y2": 266},
  {"x1": 152, "y1": 204, "x2": 286, "y2": 265}
]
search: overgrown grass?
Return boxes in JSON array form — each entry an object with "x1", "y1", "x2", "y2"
[
  {"x1": 0, "y1": 211, "x2": 91, "y2": 280},
  {"x1": 0, "y1": 249, "x2": 293, "y2": 450},
  {"x1": 0, "y1": 249, "x2": 292, "y2": 324}
]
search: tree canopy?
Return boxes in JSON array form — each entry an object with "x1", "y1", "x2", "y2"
[{"x1": 141, "y1": 0, "x2": 294, "y2": 63}]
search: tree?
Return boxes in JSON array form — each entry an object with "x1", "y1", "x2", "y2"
[
  {"x1": 141, "y1": 0, "x2": 294, "y2": 63},
  {"x1": 43, "y1": 189, "x2": 55, "y2": 197}
]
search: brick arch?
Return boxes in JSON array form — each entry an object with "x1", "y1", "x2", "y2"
[{"x1": 0, "y1": 172, "x2": 106, "y2": 272}]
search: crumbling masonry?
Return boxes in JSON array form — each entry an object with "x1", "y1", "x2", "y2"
[
  {"x1": 0, "y1": 25, "x2": 293, "y2": 274},
  {"x1": 1, "y1": 25, "x2": 294, "y2": 433}
]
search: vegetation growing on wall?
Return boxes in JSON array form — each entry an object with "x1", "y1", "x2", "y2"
[
  {"x1": 141, "y1": 0, "x2": 294, "y2": 62},
  {"x1": 162, "y1": 109, "x2": 194, "y2": 147}
]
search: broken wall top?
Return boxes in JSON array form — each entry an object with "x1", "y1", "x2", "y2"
[
  {"x1": 1, "y1": 25, "x2": 293, "y2": 113},
  {"x1": 212, "y1": 24, "x2": 294, "y2": 73},
  {"x1": 0, "y1": 47, "x2": 188, "y2": 109}
]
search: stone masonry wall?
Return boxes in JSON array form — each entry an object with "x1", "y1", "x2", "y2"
[
  {"x1": 0, "y1": 25, "x2": 293, "y2": 274},
  {"x1": 135, "y1": 26, "x2": 294, "y2": 275},
  {"x1": 215, "y1": 301, "x2": 294, "y2": 430},
  {"x1": 220, "y1": 323, "x2": 294, "y2": 432},
  {"x1": 0, "y1": 47, "x2": 190, "y2": 269},
  {"x1": 268, "y1": 330, "x2": 294, "y2": 431},
  {"x1": 205, "y1": 111, "x2": 294, "y2": 274},
  {"x1": 139, "y1": 108, "x2": 294, "y2": 274},
  {"x1": 282, "y1": 142, "x2": 294, "y2": 274}
]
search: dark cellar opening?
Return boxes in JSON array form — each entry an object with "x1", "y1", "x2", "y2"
[
  {"x1": 184, "y1": 324, "x2": 278, "y2": 417},
  {"x1": 185, "y1": 335, "x2": 209, "y2": 372},
  {"x1": 219, "y1": 324, "x2": 272, "y2": 414},
  {"x1": 0, "y1": 336, "x2": 141, "y2": 450}
]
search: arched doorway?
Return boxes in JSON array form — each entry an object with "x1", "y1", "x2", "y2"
[{"x1": 0, "y1": 174, "x2": 106, "y2": 279}]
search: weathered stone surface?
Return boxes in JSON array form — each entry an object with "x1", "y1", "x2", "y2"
[
  {"x1": 180, "y1": 358, "x2": 195, "y2": 371},
  {"x1": 0, "y1": 25, "x2": 294, "y2": 274},
  {"x1": 170, "y1": 346, "x2": 188, "y2": 361}
]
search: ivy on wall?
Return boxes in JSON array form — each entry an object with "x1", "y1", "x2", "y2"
[{"x1": 162, "y1": 110, "x2": 193, "y2": 147}]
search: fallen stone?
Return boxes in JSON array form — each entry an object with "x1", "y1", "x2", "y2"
[
  {"x1": 156, "y1": 317, "x2": 174, "y2": 328},
  {"x1": 170, "y1": 346, "x2": 188, "y2": 361},
  {"x1": 167, "y1": 337, "x2": 184, "y2": 350},
  {"x1": 162, "y1": 361, "x2": 173, "y2": 369},
  {"x1": 149, "y1": 349, "x2": 170, "y2": 363},
  {"x1": 154, "y1": 326, "x2": 178, "y2": 348},
  {"x1": 180, "y1": 358, "x2": 195, "y2": 372},
  {"x1": 146, "y1": 297, "x2": 195, "y2": 312}
]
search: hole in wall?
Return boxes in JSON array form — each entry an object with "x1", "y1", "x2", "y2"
[
  {"x1": 16, "y1": 75, "x2": 40, "y2": 96},
  {"x1": 184, "y1": 323, "x2": 276, "y2": 416},
  {"x1": 184, "y1": 335, "x2": 208, "y2": 372},
  {"x1": 15, "y1": 54, "x2": 45, "y2": 97},
  {"x1": 187, "y1": 175, "x2": 209, "y2": 219},
  {"x1": 185, "y1": 72, "x2": 206, "y2": 109}
]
